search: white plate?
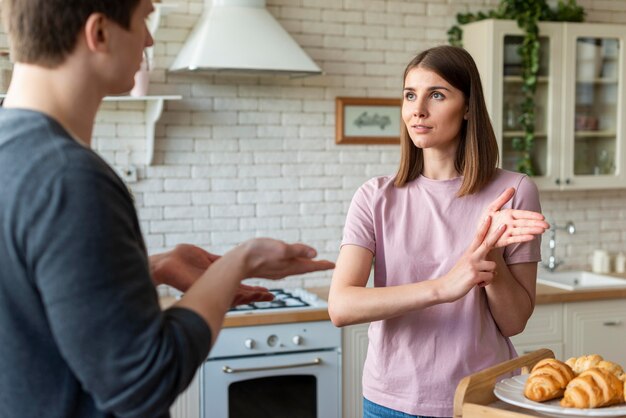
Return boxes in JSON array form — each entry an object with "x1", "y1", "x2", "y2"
[{"x1": 493, "y1": 374, "x2": 626, "y2": 417}]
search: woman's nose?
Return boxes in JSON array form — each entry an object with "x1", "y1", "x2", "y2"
[{"x1": 412, "y1": 101, "x2": 427, "y2": 118}]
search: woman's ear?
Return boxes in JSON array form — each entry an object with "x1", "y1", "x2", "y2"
[
  {"x1": 464, "y1": 106, "x2": 469, "y2": 120},
  {"x1": 84, "y1": 13, "x2": 109, "y2": 53}
]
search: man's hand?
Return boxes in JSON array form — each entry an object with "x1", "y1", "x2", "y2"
[
  {"x1": 482, "y1": 187, "x2": 549, "y2": 248},
  {"x1": 150, "y1": 244, "x2": 220, "y2": 291},
  {"x1": 174, "y1": 238, "x2": 334, "y2": 343},
  {"x1": 238, "y1": 238, "x2": 336, "y2": 280},
  {"x1": 231, "y1": 284, "x2": 275, "y2": 307}
]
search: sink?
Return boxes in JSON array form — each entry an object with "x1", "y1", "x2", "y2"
[{"x1": 537, "y1": 271, "x2": 626, "y2": 291}]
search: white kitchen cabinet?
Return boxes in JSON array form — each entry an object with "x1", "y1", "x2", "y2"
[
  {"x1": 510, "y1": 299, "x2": 626, "y2": 366},
  {"x1": 564, "y1": 299, "x2": 626, "y2": 366},
  {"x1": 342, "y1": 323, "x2": 369, "y2": 418},
  {"x1": 510, "y1": 304, "x2": 564, "y2": 359},
  {"x1": 513, "y1": 341, "x2": 564, "y2": 360},
  {"x1": 463, "y1": 20, "x2": 626, "y2": 191},
  {"x1": 170, "y1": 373, "x2": 200, "y2": 418}
]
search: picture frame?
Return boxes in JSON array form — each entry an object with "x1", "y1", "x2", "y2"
[{"x1": 335, "y1": 97, "x2": 402, "y2": 145}]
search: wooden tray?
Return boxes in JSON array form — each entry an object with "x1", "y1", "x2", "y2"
[{"x1": 453, "y1": 348, "x2": 555, "y2": 418}]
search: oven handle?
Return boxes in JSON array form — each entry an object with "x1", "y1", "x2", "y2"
[{"x1": 222, "y1": 357, "x2": 322, "y2": 374}]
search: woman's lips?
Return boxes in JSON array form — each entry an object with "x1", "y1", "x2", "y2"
[{"x1": 410, "y1": 124, "x2": 432, "y2": 134}]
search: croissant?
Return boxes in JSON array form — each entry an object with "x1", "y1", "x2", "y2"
[
  {"x1": 560, "y1": 368, "x2": 624, "y2": 408},
  {"x1": 596, "y1": 360, "x2": 625, "y2": 379},
  {"x1": 524, "y1": 358, "x2": 576, "y2": 402},
  {"x1": 565, "y1": 354, "x2": 603, "y2": 375}
]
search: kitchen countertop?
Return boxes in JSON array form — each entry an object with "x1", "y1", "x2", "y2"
[{"x1": 160, "y1": 273, "x2": 626, "y2": 328}]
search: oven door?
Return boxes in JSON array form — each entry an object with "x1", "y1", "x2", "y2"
[{"x1": 201, "y1": 349, "x2": 341, "y2": 418}]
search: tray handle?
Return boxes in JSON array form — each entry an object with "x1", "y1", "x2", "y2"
[{"x1": 453, "y1": 348, "x2": 554, "y2": 418}]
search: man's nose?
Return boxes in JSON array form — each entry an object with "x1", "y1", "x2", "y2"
[{"x1": 145, "y1": 28, "x2": 154, "y2": 48}]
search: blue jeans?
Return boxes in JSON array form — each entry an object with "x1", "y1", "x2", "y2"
[{"x1": 363, "y1": 397, "x2": 446, "y2": 418}]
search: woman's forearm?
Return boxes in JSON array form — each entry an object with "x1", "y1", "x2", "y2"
[
  {"x1": 328, "y1": 280, "x2": 443, "y2": 327},
  {"x1": 484, "y1": 252, "x2": 536, "y2": 337}
]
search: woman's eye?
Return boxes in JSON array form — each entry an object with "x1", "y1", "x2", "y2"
[
  {"x1": 405, "y1": 92, "x2": 415, "y2": 101},
  {"x1": 432, "y1": 92, "x2": 444, "y2": 100}
]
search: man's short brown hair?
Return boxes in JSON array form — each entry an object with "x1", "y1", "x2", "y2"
[{"x1": 2, "y1": 0, "x2": 142, "y2": 67}]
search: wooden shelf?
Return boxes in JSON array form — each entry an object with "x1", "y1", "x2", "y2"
[
  {"x1": 574, "y1": 130, "x2": 616, "y2": 139},
  {"x1": 503, "y1": 131, "x2": 548, "y2": 138},
  {"x1": 576, "y1": 77, "x2": 618, "y2": 84},
  {"x1": 503, "y1": 76, "x2": 549, "y2": 83}
]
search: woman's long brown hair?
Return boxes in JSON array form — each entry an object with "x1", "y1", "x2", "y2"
[{"x1": 394, "y1": 45, "x2": 499, "y2": 196}]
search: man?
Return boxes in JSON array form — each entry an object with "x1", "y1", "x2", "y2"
[{"x1": 0, "y1": 1, "x2": 334, "y2": 417}]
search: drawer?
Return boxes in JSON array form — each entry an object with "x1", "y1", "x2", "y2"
[{"x1": 513, "y1": 342, "x2": 564, "y2": 360}]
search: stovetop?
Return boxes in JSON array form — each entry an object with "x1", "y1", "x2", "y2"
[{"x1": 227, "y1": 288, "x2": 327, "y2": 316}]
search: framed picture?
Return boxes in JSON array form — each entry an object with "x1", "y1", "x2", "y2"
[{"x1": 335, "y1": 97, "x2": 402, "y2": 145}]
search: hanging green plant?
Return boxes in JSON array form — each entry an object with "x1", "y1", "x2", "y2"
[{"x1": 448, "y1": 0, "x2": 585, "y2": 176}]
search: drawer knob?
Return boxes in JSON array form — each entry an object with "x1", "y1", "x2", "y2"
[{"x1": 603, "y1": 320, "x2": 622, "y2": 326}]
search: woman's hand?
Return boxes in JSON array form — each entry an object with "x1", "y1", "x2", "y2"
[
  {"x1": 436, "y1": 216, "x2": 506, "y2": 303},
  {"x1": 483, "y1": 187, "x2": 549, "y2": 248}
]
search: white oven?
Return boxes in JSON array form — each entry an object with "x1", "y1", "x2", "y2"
[{"x1": 201, "y1": 290, "x2": 342, "y2": 418}]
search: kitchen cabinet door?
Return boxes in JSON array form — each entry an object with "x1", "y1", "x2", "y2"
[
  {"x1": 170, "y1": 373, "x2": 200, "y2": 418},
  {"x1": 560, "y1": 23, "x2": 626, "y2": 189},
  {"x1": 564, "y1": 299, "x2": 626, "y2": 366},
  {"x1": 514, "y1": 342, "x2": 564, "y2": 360},
  {"x1": 510, "y1": 303, "x2": 564, "y2": 360},
  {"x1": 510, "y1": 304, "x2": 563, "y2": 344},
  {"x1": 463, "y1": 20, "x2": 626, "y2": 191},
  {"x1": 342, "y1": 323, "x2": 369, "y2": 418}
]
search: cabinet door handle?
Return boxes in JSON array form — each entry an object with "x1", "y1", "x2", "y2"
[
  {"x1": 555, "y1": 178, "x2": 561, "y2": 185},
  {"x1": 565, "y1": 178, "x2": 571, "y2": 185},
  {"x1": 603, "y1": 320, "x2": 622, "y2": 326}
]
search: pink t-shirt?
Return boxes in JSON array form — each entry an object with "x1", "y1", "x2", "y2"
[{"x1": 341, "y1": 169, "x2": 542, "y2": 417}]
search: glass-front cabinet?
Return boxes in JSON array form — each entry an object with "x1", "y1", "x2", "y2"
[{"x1": 463, "y1": 20, "x2": 626, "y2": 191}]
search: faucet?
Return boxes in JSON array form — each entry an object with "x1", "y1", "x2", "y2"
[{"x1": 542, "y1": 221, "x2": 576, "y2": 272}]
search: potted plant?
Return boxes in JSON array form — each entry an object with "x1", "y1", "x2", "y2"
[{"x1": 448, "y1": 0, "x2": 585, "y2": 176}]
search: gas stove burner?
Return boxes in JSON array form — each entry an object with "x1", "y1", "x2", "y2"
[{"x1": 227, "y1": 288, "x2": 327, "y2": 316}]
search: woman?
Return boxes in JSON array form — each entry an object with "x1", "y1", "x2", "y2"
[{"x1": 328, "y1": 46, "x2": 549, "y2": 418}]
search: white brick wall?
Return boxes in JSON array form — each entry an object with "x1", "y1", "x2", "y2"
[
  {"x1": 3, "y1": 0, "x2": 626, "y2": 288},
  {"x1": 116, "y1": 0, "x2": 626, "y2": 286}
]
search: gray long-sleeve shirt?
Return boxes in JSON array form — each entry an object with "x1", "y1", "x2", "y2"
[{"x1": 0, "y1": 108, "x2": 212, "y2": 418}]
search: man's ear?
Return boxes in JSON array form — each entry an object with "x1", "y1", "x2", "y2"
[{"x1": 84, "y1": 13, "x2": 109, "y2": 52}]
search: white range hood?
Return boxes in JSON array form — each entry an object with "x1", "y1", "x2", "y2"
[{"x1": 170, "y1": 0, "x2": 322, "y2": 76}]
